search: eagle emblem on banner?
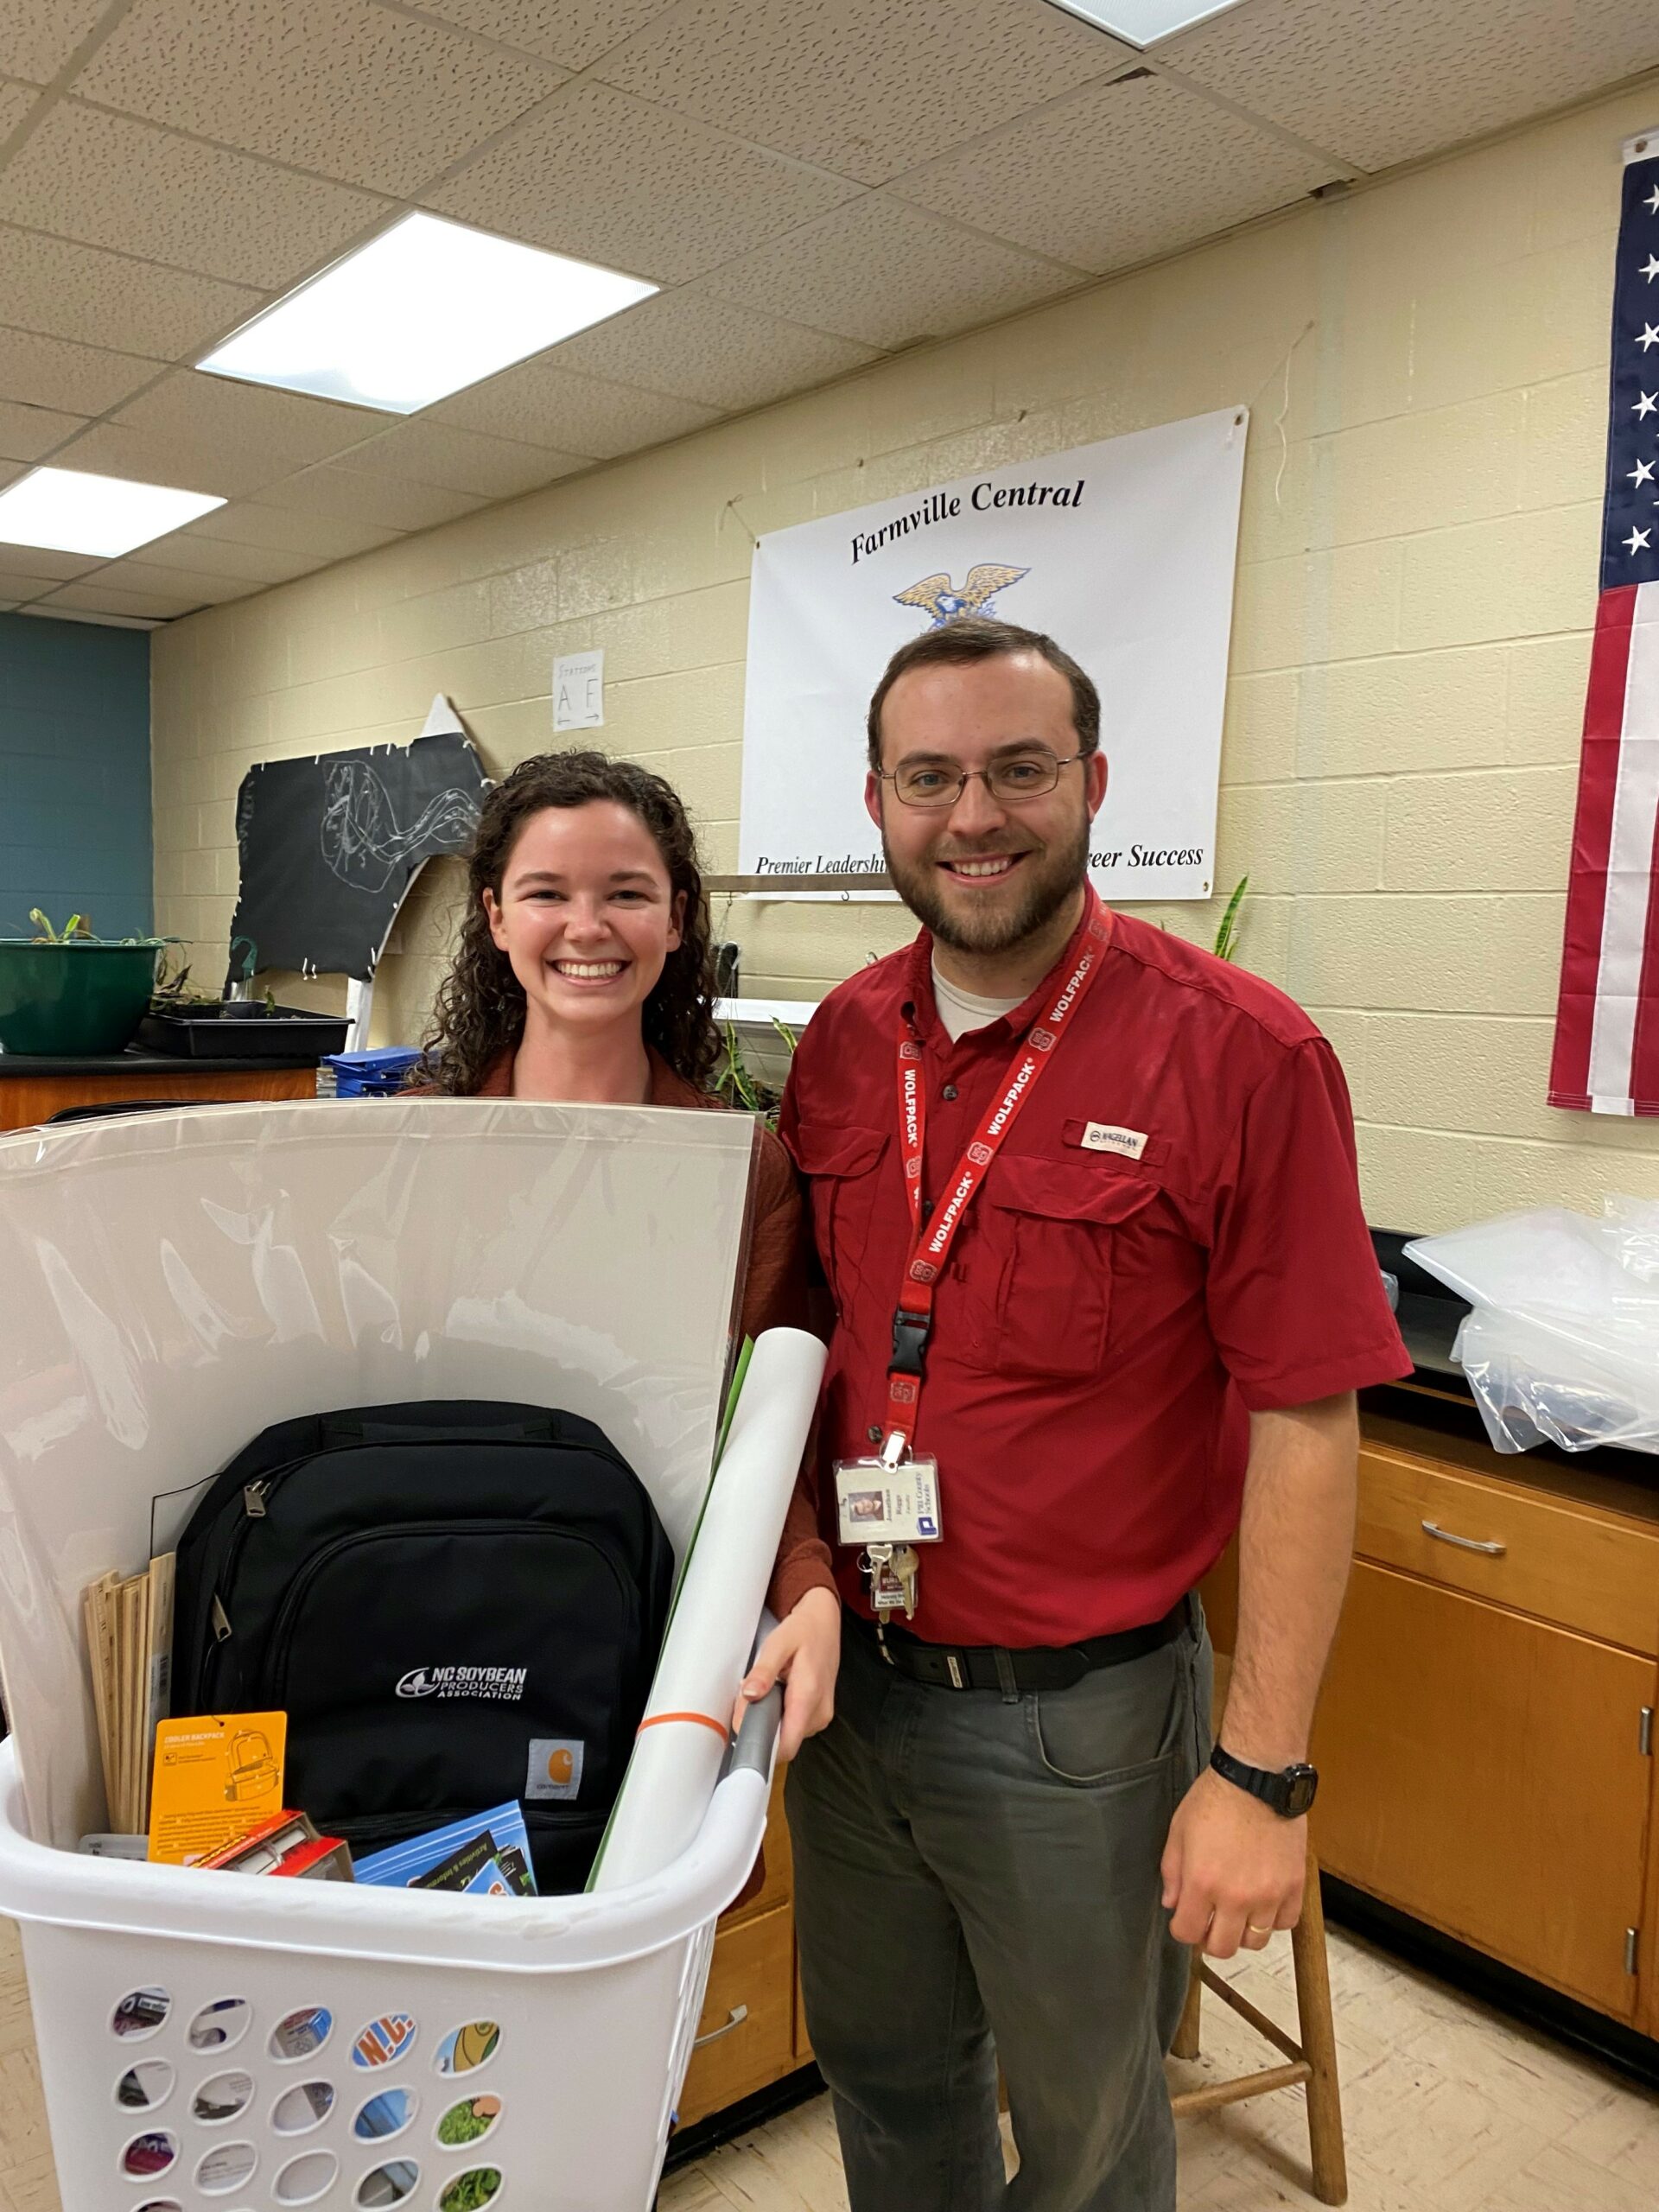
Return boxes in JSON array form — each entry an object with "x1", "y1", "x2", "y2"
[{"x1": 893, "y1": 564, "x2": 1030, "y2": 627}]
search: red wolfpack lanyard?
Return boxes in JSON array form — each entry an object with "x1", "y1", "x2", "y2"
[{"x1": 881, "y1": 891, "x2": 1112, "y2": 1464}]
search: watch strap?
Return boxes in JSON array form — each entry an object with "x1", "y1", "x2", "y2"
[{"x1": 1208, "y1": 1744, "x2": 1318, "y2": 1819}]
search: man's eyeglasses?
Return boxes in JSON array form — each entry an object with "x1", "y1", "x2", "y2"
[{"x1": 875, "y1": 750, "x2": 1085, "y2": 810}]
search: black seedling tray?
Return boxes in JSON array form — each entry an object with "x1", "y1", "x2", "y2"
[{"x1": 137, "y1": 1005, "x2": 352, "y2": 1059}]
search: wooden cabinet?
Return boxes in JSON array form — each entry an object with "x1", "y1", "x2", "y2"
[
  {"x1": 1203, "y1": 1404, "x2": 1659, "y2": 2034},
  {"x1": 676, "y1": 1767, "x2": 809, "y2": 2128},
  {"x1": 0, "y1": 1063, "x2": 315, "y2": 1132},
  {"x1": 1312, "y1": 1558, "x2": 1656, "y2": 2019}
]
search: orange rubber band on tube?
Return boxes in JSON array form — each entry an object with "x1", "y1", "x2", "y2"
[{"x1": 636, "y1": 1711, "x2": 730, "y2": 1740}]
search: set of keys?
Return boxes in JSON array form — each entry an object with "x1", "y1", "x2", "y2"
[{"x1": 861, "y1": 1541, "x2": 919, "y2": 1620}]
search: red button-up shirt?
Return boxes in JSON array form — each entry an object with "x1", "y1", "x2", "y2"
[{"x1": 776, "y1": 903, "x2": 1411, "y2": 1647}]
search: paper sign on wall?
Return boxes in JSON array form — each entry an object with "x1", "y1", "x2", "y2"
[
  {"x1": 739, "y1": 409, "x2": 1248, "y2": 903},
  {"x1": 554, "y1": 650, "x2": 605, "y2": 732}
]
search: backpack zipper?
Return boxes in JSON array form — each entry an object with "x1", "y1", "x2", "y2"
[
  {"x1": 257, "y1": 1518, "x2": 637, "y2": 1712},
  {"x1": 187, "y1": 1433, "x2": 641, "y2": 1707}
]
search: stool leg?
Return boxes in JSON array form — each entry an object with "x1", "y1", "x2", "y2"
[
  {"x1": 1168, "y1": 1949, "x2": 1202, "y2": 2061},
  {"x1": 1291, "y1": 1859, "x2": 1347, "y2": 2206}
]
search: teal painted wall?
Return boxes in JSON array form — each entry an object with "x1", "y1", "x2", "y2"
[{"x1": 0, "y1": 612, "x2": 151, "y2": 939}]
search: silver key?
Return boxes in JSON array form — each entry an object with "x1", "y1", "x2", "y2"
[{"x1": 889, "y1": 1543, "x2": 919, "y2": 1620}]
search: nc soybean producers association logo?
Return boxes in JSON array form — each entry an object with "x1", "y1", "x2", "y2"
[{"x1": 395, "y1": 1663, "x2": 527, "y2": 1702}]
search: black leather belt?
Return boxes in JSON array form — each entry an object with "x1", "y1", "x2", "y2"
[{"x1": 848, "y1": 1599, "x2": 1189, "y2": 1692}]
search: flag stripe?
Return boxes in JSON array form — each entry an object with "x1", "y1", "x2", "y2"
[
  {"x1": 1619, "y1": 590, "x2": 1659, "y2": 1109},
  {"x1": 1548, "y1": 588, "x2": 1637, "y2": 1108},
  {"x1": 1586, "y1": 584, "x2": 1659, "y2": 1107}
]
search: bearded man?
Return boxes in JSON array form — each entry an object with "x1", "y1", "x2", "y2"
[{"x1": 742, "y1": 616, "x2": 1408, "y2": 2212}]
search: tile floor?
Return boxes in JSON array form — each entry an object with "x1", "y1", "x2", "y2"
[
  {"x1": 0, "y1": 1913, "x2": 1654, "y2": 2209},
  {"x1": 661, "y1": 1925, "x2": 1659, "y2": 2211}
]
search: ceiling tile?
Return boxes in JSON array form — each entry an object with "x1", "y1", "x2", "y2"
[
  {"x1": 1160, "y1": 0, "x2": 1659, "y2": 173},
  {"x1": 428, "y1": 79, "x2": 860, "y2": 284},
  {"x1": 342, "y1": 417, "x2": 587, "y2": 499},
  {"x1": 549, "y1": 289, "x2": 880, "y2": 410},
  {"x1": 182, "y1": 501, "x2": 403, "y2": 560},
  {"x1": 25, "y1": 605, "x2": 163, "y2": 627},
  {"x1": 58, "y1": 372, "x2": 378, "y2": 497},
  {"x1": 0, "y1": 104, "x2": 388, "y2": 289},
  {"x1": 252, "y1": 464, "x2": 493, "y2": 533},
  {"x1": 0, "y1": 325, "x2": 166, "y2": 416},
  {"x1": 104, "y1": 556, "x2": 251, "y2": 603},
  {"x1": 74, "y1": 0, "x2": 567, "y2": 196},
  {"x1": 0, "y1": 399, "x2": 86, "y2": 462},
  {"x1": 408, "y1": 0, "x2": 680, "y2": 71},
  {"x1": 435, "y1": 361, "x2": 720, "y2": 457},
  {"x1": 38, "y1": 577, "x2": 213, "y2": 619},
  {"x1": 0, "y1": 80, "x2": 38, "y2": 136},
  {"x1": 0, "y1": 570, "x2": 77, "y2": 600},
  {"x1": 1, "y1": 1, "x2": 109, "y2": 85},
  {"x1": 0, "y1": 226, "x2": 264, "y2": 356},
  {"x1": 0, "y1": 546, "x2": 99, "y2": 584},
  {"x1": 892, "y1": 72, "x2": 1334, "y2": 276},
  {"x1": 598, "y1": 0, "x2": 1134, "y2": 186},
  {"x1": 699, "y1": 194, "x2": 1080, "y2": 351},
  {"x1": 133, "y1": 530, "x2": 327, "y2": 584}
]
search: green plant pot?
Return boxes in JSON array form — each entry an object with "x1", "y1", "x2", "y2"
[{"x1": 0, "y1": 940, "x2": 164, "y2": 1056}]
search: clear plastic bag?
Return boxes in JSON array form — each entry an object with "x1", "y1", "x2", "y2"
[{"x1": 1406, "y1": 1198, "x2": 1659, "y2": 1455}]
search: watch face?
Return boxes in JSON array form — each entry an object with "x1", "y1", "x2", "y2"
[{"x1": 1284, "y1": 1764, "x2": 1319, "y2": 1817}]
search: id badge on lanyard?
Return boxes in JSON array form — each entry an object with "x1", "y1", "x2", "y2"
[{"x1": 833, "y1": 893, "x2": 1111, "y2": 1621}]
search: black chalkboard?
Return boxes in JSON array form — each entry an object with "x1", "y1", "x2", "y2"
[{"x1": 229, "y1": 733, "x2": 487, "y2": 982}]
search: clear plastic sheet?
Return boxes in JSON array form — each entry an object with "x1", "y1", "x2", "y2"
[
  {"x1": 1407, "y1": 1197, "x2": 1659, "y2": 1456},
  {"x1": 0, "y1": 1098, "x2": 759, "y2": 1850}
]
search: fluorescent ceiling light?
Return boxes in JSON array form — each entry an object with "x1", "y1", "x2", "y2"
[
  {"x1": 0, "y1": 467, "x2": 225, "y2": 557},
  {"x1": 1046, "y1": 0, "x2": 1245, "y2": 45},
  {"x1": 198, "y1": 212, "x2": 658, "y2": 415}
]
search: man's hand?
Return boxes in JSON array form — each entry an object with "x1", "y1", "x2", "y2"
[
  {"x1": 1160, "y1": 1766, "x2": 1306, "y2": 1958},
  {"x1": 731, "y1": 1586, "x2": 841, "y2": 1760}
]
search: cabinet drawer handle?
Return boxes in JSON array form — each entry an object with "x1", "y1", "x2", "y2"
[
  {"x1": 1421, "y1": 1518, "x2": 1506, "y2": 1557},
  {"x1": 693, "y1": 2004, "x2": 748, "y2": 2049}
]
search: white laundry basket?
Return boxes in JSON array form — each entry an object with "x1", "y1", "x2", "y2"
[{"x1": 0, "y1": 1099, "x2": 811, "y2": 2212}]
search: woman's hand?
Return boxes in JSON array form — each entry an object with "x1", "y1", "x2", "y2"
[{"x1": 731, "y1": 1586, "x2": 841, "y2": 1760}]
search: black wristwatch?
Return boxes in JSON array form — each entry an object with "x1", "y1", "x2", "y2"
[{"x1": 1209, "y1": 1744, "x2": 1319, "y2": 1819}]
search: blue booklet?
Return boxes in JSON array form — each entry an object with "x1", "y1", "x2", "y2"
[{"x1": 353, "y1": 1803, "x2": 537, "y2": 1896}]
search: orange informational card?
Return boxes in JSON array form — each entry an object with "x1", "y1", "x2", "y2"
[{"x1": 147, "y1": 1713, "x2": 288, "y2": 1866}]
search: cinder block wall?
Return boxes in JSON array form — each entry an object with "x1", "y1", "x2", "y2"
[{"x1": 151, "y1": 80, "x2": 1659, "y2": 1232}]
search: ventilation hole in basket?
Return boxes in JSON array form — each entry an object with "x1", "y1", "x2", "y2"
[
  {"x1": 435, "y1": 2094, "x2": 500, "y2": 2152},
  {"x1": 270, "y1": 2006, "x2": 334, "y2": 2063},
  {"x1": 353, "y1": 2087, "x2": 417, "y2": 2143},
  {"x1": 188, "y1": 1999, "x2": 251, "y2": 2053},
  {"x1": 354, "y1": 2159, "x2": 420, "y2": 2207},
  {"x1": 120, "y1": 2129, "x2": 178, "y2": 2179},
  {"x1": 116, "y1": 2060, "x2": 175, "y2": 2112},
  {"x1": 194, "y1": 2139, "x2": 257, "y2": 2196},
  {"x1": 133, "y1": 2201, "x2": 182, "y2": 2211},
  {"x1": 352, "y1": 2013, "x2": 418, "y2": 2070},
  {"x1": 433, "y1": 2023, "x2": 499, "y2": 2079},
  {"x1": 273, "y1": 2149, "x2": 340, "y2": 2205},
  {"x1": 111, "y1": 1987, "x2": 171, "y2": 2040},
  {"x1": 271, "y1": 2081, "x2": 335, "y2": 2135},
  {"x1": 437, "y1": 2165, "x2": 500, "y2": 2212},
  {"x1": 192, "y1": 2071, "x2": 254, "y2": 2126}
]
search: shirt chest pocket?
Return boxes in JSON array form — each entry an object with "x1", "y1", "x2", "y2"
[
  {"x1": 969, "y1": 1156, "x2": 1160, "y2": 1380},
  {"x1": 792, "y1": 1122, "x2": 892, "y2": 1319}
]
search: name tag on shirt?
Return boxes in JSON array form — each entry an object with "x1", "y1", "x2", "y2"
[
  {"x1": 1079, "y1": 1121, "x2": 1149, "y2": 1161},
  {"x1": 833, "y1": 1459, "x2": 943, "y2": 1546}
]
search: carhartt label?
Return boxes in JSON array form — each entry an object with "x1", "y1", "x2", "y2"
[
  {"x1": 526, "y1": 1738, "x2": 584, "y2": 1801},
  {"x1": 1081, "y1": 1122, "x2": 1148, "y2": 1160}
]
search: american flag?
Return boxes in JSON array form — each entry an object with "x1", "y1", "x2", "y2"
[{"x1": 1548, "y1": 135, "x2": 1659, "y2": 1115}]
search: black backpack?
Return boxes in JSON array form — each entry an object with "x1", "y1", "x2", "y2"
[{"x1": 170, "y1": 1400, "x2": 674, "y2": 1894}]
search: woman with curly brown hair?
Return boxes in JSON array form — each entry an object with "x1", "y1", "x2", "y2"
[{"x1": 419, "y1": 749, "x2": 839, "y2": 1758}]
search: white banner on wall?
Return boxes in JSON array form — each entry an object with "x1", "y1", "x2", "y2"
[{"x1": 739, "y1": 407, "x2": 1249, "y2": 902}]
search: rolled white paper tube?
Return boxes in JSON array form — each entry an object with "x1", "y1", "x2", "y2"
[{"x1": 594, "y1": 1325, "x2": 826, "y2": 1891}]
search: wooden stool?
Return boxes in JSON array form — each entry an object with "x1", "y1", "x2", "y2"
[
  {"x1": 1168, "y1": 1642, "x2": 1347, "y2": 2203},
  {"x1": 1167, "y1": 1842, "x2": 1347, "y2": 2204}
]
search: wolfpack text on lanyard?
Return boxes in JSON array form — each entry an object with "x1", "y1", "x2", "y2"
[{"x1": 883, "y1": 890, "x2": 1112, "y2": 1465}]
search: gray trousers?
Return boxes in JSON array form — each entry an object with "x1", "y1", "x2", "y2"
[{"x1": 786, "y1": 1602, "x2": 1213, "y2": 2212}]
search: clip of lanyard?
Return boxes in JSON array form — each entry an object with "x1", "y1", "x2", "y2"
[{"x1": 882, "y1": 1301, "x2": 931, "y2": 1466}]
